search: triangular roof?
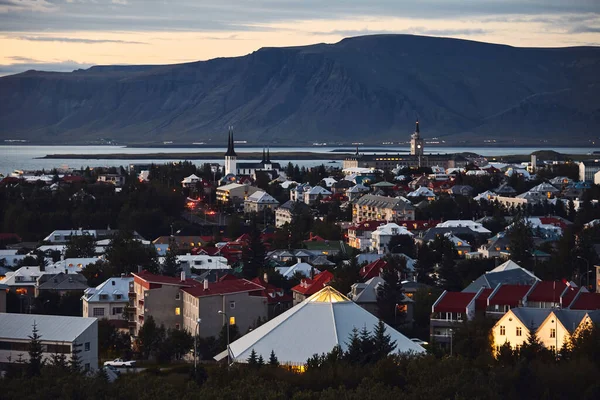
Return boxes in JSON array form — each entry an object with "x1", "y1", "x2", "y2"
[{"x1": 225, "y1": 286, "x2": 425, "y2": 365}]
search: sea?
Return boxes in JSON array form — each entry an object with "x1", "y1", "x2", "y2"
[{"x1": 0, "y1": 145, "x2": 598, "y2": 176}]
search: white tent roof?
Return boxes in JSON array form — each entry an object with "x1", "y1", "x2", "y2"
[{"x1": 223, "y1": 286, "x2": 425, "y2": 365}]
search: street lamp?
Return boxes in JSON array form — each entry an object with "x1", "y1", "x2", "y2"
[
  {"x1": 218, "y1": 310, "x2": 230, "y2": 365},
  {"x1": 449, "y1": 328, "x2": 454, "y2": 356},
  {"x1": 193, "y1": 318, "x2": 202, "y2": 374},
  {"x1": 576, "y1": 256, "x2": 590, "y2": 289}
]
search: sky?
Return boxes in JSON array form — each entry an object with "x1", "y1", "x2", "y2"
[{"x1": 0, "y1": 0, "x2": 599, "y2": 76}]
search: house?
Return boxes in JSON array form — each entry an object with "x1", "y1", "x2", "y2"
[
  {"x1": 251, "y1": 275, "x2": 293, "y2": 318},
  {"x1": 0, "y1": 282, "x2": 7, "y2": 312},
  {"x1": 524, "y1": 280, "x2": 567, "y2": 308},
  {"x1": 331, "y1": 179, "x2": 354, "y2": 195},
  {"x1": 0, "y1": 265, "x2": 80, "y2": 298},
  {"x1": 443, "y1": 233, "x2": 472, "y2": 257},
  {"x1": 43, "y1": 229, "x2": 98, "y2": 243},
  {"x1": 347, "y1": 221, "x2": 384, "y2": 251},
  {"x1": 485, "y1": 284, "x2": 532, "y2": 318},
  {"x1": 153, "y1": 236, "x2": 210, "y2": 252},
  {"x1": 494, "y1": 183, "x2": 517, "y2": 197},
  {"x1": 352, "y1": 194, "x2": 415, "y2": 223},
  {"x1": 449, "y1": 185, "x2": 474, "y2": 196},
  {"x1": 462, "y1": 260, "x2": 540, "y2": 293},
  {"x1": 219, "y1": 286, "x2": 425, "y2": 366},
  {"x1": 129, "y1": 271, "x2": 202, "y2": 335},
  {"x1": 435, "y1": 220, "x2": 491, "y2": 235},
  {"x1": 491, "y1": 308, "x2": 553, "y2": 354},
  {"x1": 181, "y1": 174, "x2": 202, "y2": 188},
  {"x1": 244, "y1": 190, "x2": 279, "y2": 214},
  {"x1": 0, "y1": 313, "x2": 98, "y2": 371},
  {"x1": 276, "y1": 262, "x2": 318, "y2": 279},
  {"x1": 216, "y1": 183, "x2": 261, "y2": 206},
  {"x1": 370, "y1": 223, "x2": 413, "y2": 253},
  {"x1": 97, "y1": 174, "x2": 125, "y2": 187},
  {"x1": 348, "y1": 276, "x2": 414, "y2": 323},
  {"x1": 360, "y1": 259, "x2": 389, "y2": 280},
  {"x1": 477, "y1": 233, "x2": 511, "y2": 258},
  {"x1": 291, "y1": 270, "x2": 334, "y2": 305},
  {"x1": 430, "y1": 287, "x2": 491, "y2": 349},
  {"x1": 303, "y1": 186, "x2": 332, "y2": 205},
  {"x1": 347, "y1": 184, "x2": 370, "y2": 201},
  {"x1": 536, "y1": 309, "x2": 589, "y2": 353},
  {"x1": 407, "y1": 186, "x2": 436, "y2": 198},
  {"x1": 181, "y1": 277, "x2": 267, "y2": 338},
  {"x1": 473, "y1": 190, "x2": 497, "y2": 202},
  {"x1": 275, "y1": 200, "x2": 312, "y2": 228},
  {"x1": 176, "y1": 254, "x2": 231, "y2": 273},
  {"x1": 82, "y1": 276, "x2": 133, "y2": 331},
  {"x1": 35, "y1": 272, "x2": 89, "y2": 297}
]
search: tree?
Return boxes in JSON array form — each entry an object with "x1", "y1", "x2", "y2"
[
  {"x1": 344, "y1": 327, "x2": 362, "y2": 364},
  {"x1": 136, "y1": 315, "x2": 161, "y2": 360},
  {"x1": 70, "y1": 341, "x2": 83, "y2": 373},
  {"x1": 330, "y1": 256, "x2": 362, "y2": 295},
  {"x1": 162, "y1": 238, "x2": 181, "y2": 277},
  {"x1": 507, "y1": 214, "x2": 534, "y2": 267},
  {"x1": 168, "y1": 328, "x2": 194, "y2": 360},
  {"x1": 376, "y1": 258, "x2": 406, "y2": 327},
  {"x1": 105, "y1": 230, "x2": 159, "y2": 275},
  {"x1": 65, "y1": 233, "x2": 96, "y2": 258},
  {"x1": 26, "y1": 322, "x2": 44, "y2": 377},
  {"x1": 372, "y1": 320, "x2": 397, "y2": 360},
  {"x1": 387, "y1": 234, "x2": 416, "y2": 258},
  {"x1": 268, "y1": 350, "x2": 279, "y2": 367},
  {"x1": 519, "y1": 322, "x2": 552, "y2": 362},
  {"x1": 242, "y1": 220, "x2": 266, "y2": 279},
  {"x1": 247, "y1": 349, "x2": 258, "y2": 368}
]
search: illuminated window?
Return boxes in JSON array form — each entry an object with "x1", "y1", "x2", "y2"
[
  {"x1": 499, "y1": 326, "x2": 505, "y2": 336},
  {"x1": 175, "y1": 307, "x2": 181, "y2": 316},
  {"x1": 229, "y1": 316, "x2": 236, "y2": 326},
  {"x1": 516, "y1": 327, "x2": 522, "y2": 336},
  {"x1": 15, "y1": 288, "x2": 27, "y2": 295}
]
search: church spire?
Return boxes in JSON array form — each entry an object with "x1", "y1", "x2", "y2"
[
  {"x1": 225, "y1": 126, "x2": 237, "y2": 157},
  {"x1": 266, "y1": 147, "x2": 271, "y2": 163},
  {"x1": 261, "y1": 147, "x2": 266, "y2": 163},
  {"x1": 415, "y1": 119, "x2": 420, "y2": 135}
]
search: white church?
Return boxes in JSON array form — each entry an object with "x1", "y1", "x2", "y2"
[{"x1": 224, "y1": 127, "x2": 281, "y2": 179}]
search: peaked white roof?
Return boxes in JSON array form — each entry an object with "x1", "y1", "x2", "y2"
[
  {"x1": 83, "y1": 276, "x2": 133, "y2": 303},
  {"x1": 181, "y1": 174, "x2": 201, "y2": 183},
  {"x1": 407, "y1": 186, "x2": 435, "y2": 197},
  {"x1": 245, "y1": 190, "x2": 279, "y2": 204},
  {"x1": 489, "y1": 260, "x2": 538, "y2": 279},
  {"x1": 473, "y1": 190, "x2": 497, "y2": 201},
  {"x1": 436, "y1": 220, "x2": 491, "y2": 234},
  {"x1": 371, "y1": 223, "x2": 414, "y2": 237},
  {"x1": 225, "y1": 286, "x2": 425, "y2": 365},
  {"x1": 276, "y1": 262, "x2": 316, "y2": 278},
  {"x1": 306, "y1": 186, "x2": 332, "y2": 195}
]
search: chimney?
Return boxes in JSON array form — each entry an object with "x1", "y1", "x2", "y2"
[
  {"x1": 120, "y1": 273, "x2": 125, "y2": 278},
  {"x1": 203, "y1": 279, "x2": 209, "y2": 291},
  {"x1": 180, "y1": 271, "x2": 186, "y2": 282},
  {"x1": 310, "y1": 266, "x2": 315, "y2": 280},
  {"x1": 64, "y1": 269, "x2": 68, "y2": 274},
  {"x1": 263, "y1": 272, "x2": 268, "y2": 283},
  {"x1": 137, "y1": 265, "x2": 142, "y2": 273}
]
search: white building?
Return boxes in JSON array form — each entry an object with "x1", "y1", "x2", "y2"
[
  {"x1": 181, "y1": 174, "x2": 201, "y2": 188},
  {"x1": 435, "y1": 220, "x2": 491, "y2": 235},
  {"x1": 82, "y1": 276, "x2": 133, "y2": 323},
  {"x1": 580, "y1": 160, "x2": 600, "y2": 182},
  {"x1": 43, "y1": 229, "x2": 98, "y2": 243},
  {"x1": 176, "y1": 254, "x2": 230, "y2": 271},
  {"x1": 303, "y1": 186, "x2": 332, "y2": 205},
  {"x1": 370, "y1": 222, "x2": 413, "y2": 253},
  {"x1": 0, "y1": 313, "x2": 98, "y2": 372},
  {"x1": 243, "y1": 190, "x2": 279, "y2": 214}
]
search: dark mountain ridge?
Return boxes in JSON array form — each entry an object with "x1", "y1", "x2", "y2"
[{"x1": 1, "y1": 34, "x2": 599, "y2": 145}]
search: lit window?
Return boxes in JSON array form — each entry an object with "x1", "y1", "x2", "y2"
[
  {"x1": 15, "y1": 288, "x2": 27, "y2": 295},
  {"x1": 516, "y1": 327, "x2": 522, "y2": 336},
  {"x1": 175, "y1": 307, "x2": 181, "y2": 316},
  {"x1": 499, "y1": 326, "x2": 505, "y2": 336},
  {"x1": 229, "y1": 316, "x2": 236, "y2": 326}
]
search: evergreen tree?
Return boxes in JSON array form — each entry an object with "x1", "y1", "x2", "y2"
[
  {"x1": 495, "y1": 342, "x2": 516, "y2": 366},
  {"x1": 268, "y1": 350, "x2": 279, "y2": 367},
  {"x1": 520, "y1": 322, "x2": 552, "y2": 362},
  {"x1": 344, "y1": 327, "x2": 362, "y2": 364},
  {"x1": 372, "y1": 320, "x2": 396, "y2": 361},
  {"x1": 376, "y1": 258, "x2": 406, "y2": 327},
  {"x1": 358, "y1": 325, "x2": 375, "y2": 365},
  {"x1": 507, "y1": 214, "x2": 534, "y2": 267},
  {"x1": 242, "y1": 220, "x2": 266, "y2": 279},
  {"x1": 162, "y1": 237, "x2": 181, "y2": 277},
  {"x1": 49, "y1": 349, "x2": 68, "y2": 370},
  {"x1": 247, "y1": 349, "x2": 258, "y2": 367},
  {"x1": 65, "y1": 233, "x2": 96, "y2": 258},
  {"x1": 26, "y1": 322, "x2": 44, "y2": 377},
  {"x1": 70, "y1": 341, "x2": 83, "y2": 373},
  {"x1": 137, "y1": 315, "x2": 161, "y2": 360},
  {"x1": 257, "y1": 355, "x2": 265, "y2": 367}
]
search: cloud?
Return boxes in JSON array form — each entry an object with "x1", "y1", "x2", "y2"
[
  {"x1": 6, "y1": 56, "x2": 41, "y2": 62},
  {"x1": 17, "y1": 35, "x2": 147, "y2": 44},
  {"x1": 0, "y1": 60, "x2": 92, "y2": 77},
  {"x1": 312, "y1": 27, "x2": 488, "y2": 37},
  {"x1": 569, "y1": 25, "x2": 600, "y2": 33}
]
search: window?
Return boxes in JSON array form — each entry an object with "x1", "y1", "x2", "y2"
[
  {"x1": 175, "y1": 323, "x2": 180, "y2": 330},
  {"x1": 84, "y1": 363, "x2": 90, "y2": 372},
  {"x1": 229, "y1": 301, "x2": 236, "y2": 310},
  {"x1": 229, "y1": 316, "x2": 236, "y2": 326},
  {"x1": 112, "y1": 307, "x2": 123, "y2": 315},
  {"x1": 93, "y1": 308, "x2": 105, "y2": 317},
  {"x1": 500, "y1": 326, "x2": 505, "y2": 336},
  {"x1": 550, "y1": 345, "x2": 556, "y2": 353},
  {"x1": 84, "y1": 342, "x2": 90, "y2": 351},
  {"x1": 115, "y1": 294, "x2": 122, "y2": 300},
  {"x1": 516, "y1": 327, "x2": 522, "y2": 336},
  {"x1": 175, "y1": 293, "x2": 181, "y2": 300},
  {"x1": 175, "y1": 307, "x2": 181, "y2": 316}
]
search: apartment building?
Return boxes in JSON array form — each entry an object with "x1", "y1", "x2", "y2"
[
  {"x1": 82, "y1": 276, "x2": 133, "y2": 330},
  {"x1": 352, "y1": 194, "x2": 415, "y2": 224}
]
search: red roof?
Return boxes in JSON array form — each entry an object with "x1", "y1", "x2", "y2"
[
  {"x1": 292, "y1": 270, "x2": 334, "y2": 296},
  {"x1": 569, "y1": 292, "x2": 600, "y2": 310},
  {"x1": 62, "y1": 175, "x2": 85, "y2": 183},
  {"x1": 250, "y1": 277, "x2": 293, "y2": 304},
  {"x1": 434, "y1": 292, "x2": 477, "y2": 313},
  {"x1": 360, "y1": 259, "x2": 388, "y2": 280},
  {"x1": 488, "y1": 284, "x2": 531, "y2": 307},
  {"x1": 133, "y1": 271, "x2": 201, "y2": 287},
  {"x1": 348, "y1": 220, "x2": 385, "y2": 232},
  {"x1": 395, "y1": 220, "x2": 440, "y2": 231},
  {"x1": 475, "y1": 288, "x2": 493, "y2": 311},
  {"x1": 182, "y1": 278, "x2": 264, "y2": 298},
  {"x1": 0, "y1": 233, "x2": 22, "y2": 242},
  {"x1": 527, "y1": 281, "x2": 566, "y2": 303},
  {"x1": 539, "y1": 217, "x2": 571, "y2": 230},
  {"x1": 561, "y1": 286, "x2": 580, "y2": 308}
]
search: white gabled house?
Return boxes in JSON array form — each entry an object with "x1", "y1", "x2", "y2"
[{"x1": 243, "y1": 190, "x2": 279, "y2": 213}]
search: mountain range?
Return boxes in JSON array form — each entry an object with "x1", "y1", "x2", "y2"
[{"x1": 1, "y1": 34, "x2": 599, "y2": 145}]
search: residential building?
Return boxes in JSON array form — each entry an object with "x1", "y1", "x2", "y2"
[
  {"x1": 352, "y1": 194, "x2": 415, "y2": 223},
  {"x1": 0, "y1": 265, "x2": 80, "y2": 298},
  {"x1": 176, "y1": 254, "x2": 231, "y2": 273},
  {"x1": 443, "y1": 233, "x2": 472, "y2": 257},
  {"x1": 491, "y1": 308, "x2": 552, "y2": 354},
  {"x1": 251, "y1": 275, "x2": 293, "y2": 318},
  {"x1": 181, "y1": 277, "x2": 266, "y2": 338},
  {"x1": 218, "y1": 286, "x2": 425, "y2": 366},
  {"x1": 82, "y1": 276, "x2": 133, "y2": 329},
  {"x1": 275, "y1": 200, "x2": 311, "y2": 228},
  {"x1": 35, "y1": 272, "x2": 89, "y2": 297},
  {"x1": 276, "y1": 262, "x2": 318, "y2": 279},
  {"x1": 181, "y1": 174, "x2": 202, "y2": 188},
  {"x1": 0, "y1": 283, "x2": 7, "y2": 313},
  {"x1": 462, "y1": 260, "x2": 540, "y2": 292},
  {"x1": 303, "y1": 186, "x2": 332, "y2": 205},
  {"x1": 579, "y1": 160, "x2": 600, "y2": 182},
  {"x1": 360, "y1": 259, "x2": 389, "y2": 280},
  {"x1": 153, "y1": 236, "x2": 210, "y2": 252},
  {"x1": 291, "y1": 270, "x2": 334, "y2": 305},
  {"x1": 370, "y1": 222, "x2": 413, "y2": 253},
  {"x1": 485, "y1": 284, "x2": 532, "y2": 318},
  {"x1": 347, "y1": 220, "x2": 383, "y2": 251},
  {"x1": 130, "y1": 271, "x2": 202, "y2": 335},
  {"x1": 216, "y1": 183, "x2": 261, "y2": 206},
  {"x1": 348, "y1": 276, "x2": 414, "y2": 323},
  {"x1": 244, "y1": 190, "x2": 279, "y2": 213},
  {"x1": 0, "y1": 313, "x2": 98, "y2": 371},
  {"x1": 98, "y1": 174, "x2": 125, "y2": 186}
]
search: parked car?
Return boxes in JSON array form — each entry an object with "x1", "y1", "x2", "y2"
[
  {"x1": 103, "y1": 358, "x2": 136, "y2": 368},
  {"x1": 410, "y1": 338, "x2": 429, "y2": 346}
]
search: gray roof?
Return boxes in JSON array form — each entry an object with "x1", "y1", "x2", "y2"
[
  {"x1": 353, "y1": 194, "x2": 414, "y2": 211},
  {"x1": 0, "y1": 313, "x2": 97, "y2": 342},
  {"x1": 351, "y1": 276, "x2": 413, "y2": 304},
  {"x1": 422, "y1": 227, "x2": 487, "y2": 242},
  {"x1": 463, "y1": 269, "x2": 539, "y2": 293},
  {"x1": 279, "y1": 200, "x2": 311, "y2": 213},
  {"x1": 554, "y1": 310, "x2": 589, "y2": 333},
  {"x1": 311, "y1": 255, "x2": 335, "y2": 266},
  {"x1": 511, "y1": 308, "x2": 552, "y2": 329},
  {"x1": 37, "y1": 272, "x2": 89, "y2": 291}
]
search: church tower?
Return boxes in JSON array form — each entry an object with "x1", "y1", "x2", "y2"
[
  {"x1": 224, "y1": 126, "x2": 237, "y2": 176},
  {"x1": 410, "y1": 120, "x2": 424, "y2": 156}
]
